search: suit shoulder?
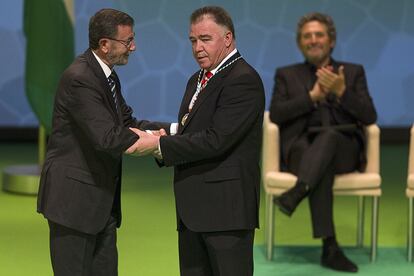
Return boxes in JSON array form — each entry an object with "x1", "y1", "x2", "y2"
[
  {"x1": 335, "y1": 60, "x2": 364, "y2": 70},
  {"x1": 232, "y1": 59, "x2": 262, "y2": 81},
  {"x1": 276, "y1": 63, "x2": 304, "y2": 73},
  {"x1": 273, "y1": 63, "x2": 306, "y2": 79},
  {"x1": 60, "y1": 56, "x2": 101, "y2": 91},
  {"x1": 63, "y1": 54, "x2": 93, "y2": 80},
  {"x1": 276, "y1": 63, "x2": 306, "y2": 74}
]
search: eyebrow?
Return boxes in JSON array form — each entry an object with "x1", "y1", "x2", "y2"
[
  {"x1": 189, "y1": 34, "x2": 212, "y2": 40},
  {"x1": 302, "y1": 31, "x2": 326, "y2": 36}
]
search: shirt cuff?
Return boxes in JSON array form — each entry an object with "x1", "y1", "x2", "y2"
[
  {"x1": 170, "y1": 123, "x2": 178, "y2": 136},
  {"x1": 157, "y1": 142, "x2": 162, "y2": 157}
]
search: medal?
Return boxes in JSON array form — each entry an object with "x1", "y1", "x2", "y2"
[{"x1": 181, "y1": 113, "x2": 189, "y2": 126}]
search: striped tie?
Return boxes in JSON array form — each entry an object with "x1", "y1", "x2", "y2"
[
  {"x1": 107, "y1": 73, "x2": 118, "y2": 111},
  {"x1": 200, "y1": 71, "x2": 213, "y2": 89}
]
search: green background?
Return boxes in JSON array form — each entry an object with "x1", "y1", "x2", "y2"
[{"x1": 0, "y1": 143, "x2": 412, "y2": 275}]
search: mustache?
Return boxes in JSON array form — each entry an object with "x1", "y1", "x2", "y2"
[{"x1": 306, "y1": 45, "x2": 323, "y2": 50}]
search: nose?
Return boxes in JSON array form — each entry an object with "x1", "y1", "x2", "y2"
[
  {"x1": 129, "y1": 40, "x2": 136, "y2": 51},
  {"x1": 194, "y1": 40, "x2": 203, "y2": 52}
]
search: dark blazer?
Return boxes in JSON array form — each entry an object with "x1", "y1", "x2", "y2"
[
  {"x1": 37, "y1": 49, "x2": 168, "y2": 234},
  {"x1": 269, "y1": 60, "x2": 377, "y2": 169},
  {"x1": 159, "y1": 52, "x2": 265, "y2": 232}
]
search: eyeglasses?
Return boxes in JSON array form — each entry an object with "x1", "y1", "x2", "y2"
[{"x1": 107, "y1": 36, "x2": 135, "y2": 48}]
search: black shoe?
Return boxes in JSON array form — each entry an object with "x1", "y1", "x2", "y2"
[
  {"x1": 321, "y1": 245, "x2": 358, "y2": 273},
  {"x1": 273, "y1": 184, "x2": 308, "y2": 216}
]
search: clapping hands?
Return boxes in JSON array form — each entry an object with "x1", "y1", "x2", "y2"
[
  {"x1": 316, "y1": 65, "x2": 346, "y2": 97},
  {"x1": 310, "y1": 65, "x2": 346, "y2": 103}
]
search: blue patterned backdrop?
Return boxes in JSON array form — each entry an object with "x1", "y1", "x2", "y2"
[{"x1": 1, "y1": 0, "x2": 413, "y2": 127}]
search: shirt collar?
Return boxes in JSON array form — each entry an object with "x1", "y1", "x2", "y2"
[
  {"x1": 208, "y1": 48, "x2": 238, "y2": 75},
  {"x1": 304, "y1": 57, "x2": 338, "y2": 72},
  {"x1": 92, "y1": 50, "x2": 113, "y2": 78},
  {"x1": 304, "y1": 57, "x2": 337, "y2": 73}
]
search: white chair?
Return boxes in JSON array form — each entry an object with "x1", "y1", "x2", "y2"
[
  {"x1": 407, "y1": 125, "x2": 414, "y2": 261},
  {"x1": 262, "y1": 111, "x2": 382, "y2": 262}
]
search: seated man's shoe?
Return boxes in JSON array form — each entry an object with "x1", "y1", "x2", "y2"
[
  {"x1": 321, "y1": 244, "x2": 358, "y2": 273},
  {"x1": 273, "y1": 183, "x2": 308, "y2": 216}
]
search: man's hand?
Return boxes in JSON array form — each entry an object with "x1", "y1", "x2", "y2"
[
  {"x1": 309, "y1": 81, "x2": 328, "y2": 103},
  {"x1": 149, "y1": 128, "x2": 167, "y2": 137},
  {"x1": 148, "y1": 128, "x2": 166, "y2": 160},
  {"x1": 316, "y1": 65, "x2": 346, "y2": 97},
  {"x1": 125, "y1": 128, "x2": 160, "y2": 156}
]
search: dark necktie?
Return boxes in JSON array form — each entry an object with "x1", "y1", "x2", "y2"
[
  {"x1": 107, "y1": 73, "x2": 118, "y2": 111},
  {"x1": 320, "y1": 101, "x2": 330, "y2": 126}
]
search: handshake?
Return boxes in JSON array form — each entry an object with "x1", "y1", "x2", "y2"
[{"x1": 124, "y1": 127, "x2": 167, "y2": 159}]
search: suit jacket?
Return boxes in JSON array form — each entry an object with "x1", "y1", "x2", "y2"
[
  {"x1": 159, "y1": 52, "x2": 265, "y2": 232},
  {"x1": 37, "y1": 48, "x2": 168, "y2": 234},
  {"x1": 269, "y1": 60, "x2": 377, "y2": 169}
]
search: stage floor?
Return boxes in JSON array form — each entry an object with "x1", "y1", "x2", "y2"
[{"x1": 0, "y1": 143, "x2": 411, "y2": 275}]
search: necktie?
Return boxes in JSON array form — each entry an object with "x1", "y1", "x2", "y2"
[
  {"x1": 320, "y1": 101, "x2": 330, "y2": 126},
  {"x1": 107, "y1": 73, "x2": 118, "y2": 111},
  {"x1": 181, "y1": 71, "x2": 213, "y2": 126},
  {"x1": 200, "y1": 71, "x2": 213, "y2": 89}
]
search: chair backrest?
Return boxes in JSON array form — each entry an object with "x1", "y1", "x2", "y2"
[{"x1": 262, "y1": 111, "x2": 380, "y2": 176}]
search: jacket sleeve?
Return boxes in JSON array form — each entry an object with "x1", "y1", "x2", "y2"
[
  {"x1": 338, "y1": 65, "x2": 377, "y2": 125},
  {"x1": 65, "y1": 76, "x2": 138, "y2": 155},
  {"x1": 269, "y1": 68, "x2": 315, "y2": 125}
]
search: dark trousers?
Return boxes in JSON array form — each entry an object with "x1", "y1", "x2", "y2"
[
  {"x1": 178, "y1": 224, "x2": 255, "y2": 276},
  {"x1": 48, "y1": 215, "x2": 118, "y2": 276},
  {"x1": 287, "y1": 129, "x2": 360, "y2": 238}
]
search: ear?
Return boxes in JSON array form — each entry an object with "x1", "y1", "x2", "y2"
[
  {"x1": 98, "y1": 38, "x2": 110, "y2": 54},
  {"x1": 224, "y1": 31, "x2": 233, "y2": 47}
]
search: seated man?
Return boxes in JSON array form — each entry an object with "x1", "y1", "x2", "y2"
[{"x1": 269, "y1": 12, "x2": 377, "y2": 273}]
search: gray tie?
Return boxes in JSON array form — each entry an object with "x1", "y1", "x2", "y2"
[{"x1": 107, "y1": 73, "x2": 118, "y2": 111}]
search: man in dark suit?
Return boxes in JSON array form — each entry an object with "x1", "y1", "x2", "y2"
[
  {"x1": 269, "y1": 12, "x2": 377, "y2": 273},
  {"x1": 37, "y1": 9, "x2": 168, "y2": 276},
  {"x1": 128, "y1": 6, "x2": 265, "y2": 276}
]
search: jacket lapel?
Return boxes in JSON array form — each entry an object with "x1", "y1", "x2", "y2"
[
  {"x1": 178, "y1": 52, "x2": 243, "y2": 134},
  {"x1": 177, "y1": 73, "x2": 199, "y2": 133},
  {"x1": 85, "y1": 49, "x2": 120, "y2": 120},
  {"x1": 299, "y1": 62, "x2": 317, "y2": 93}
]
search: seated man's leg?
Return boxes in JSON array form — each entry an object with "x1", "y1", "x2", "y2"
[
  {"x1": 275, "y1": 129, "x2": 340, "y2": 216},
  {"x1": 309, "y1": 131, "x2": 360, "y2": 238},
  {"x1": 276, "y1": 129, "x2": 360, "y2": 272},
  {"x1": 306, "y1": 130, "x2": 360, "y2": 273},
  {"x1": 273, "y1": 135, "x2": 310, "y2": 216},
  {"x1": 309, "y1": 168, "x2": 335, "y2": 238}
]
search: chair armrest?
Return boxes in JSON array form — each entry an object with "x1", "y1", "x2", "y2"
[
  {"x1": 409, "y1": 125, "x2": 414, "y2": 175},
  {"x1": 364, "y1": 124, "x2": 380, "y2": 174}
]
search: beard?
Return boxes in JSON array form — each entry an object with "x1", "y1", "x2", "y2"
[
  {"x1": 303, "y1": 45, "x2": 331, "y2": 66},
  {"x1": 108, "y1": 50, "x2": 130, "y2": 66}
]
